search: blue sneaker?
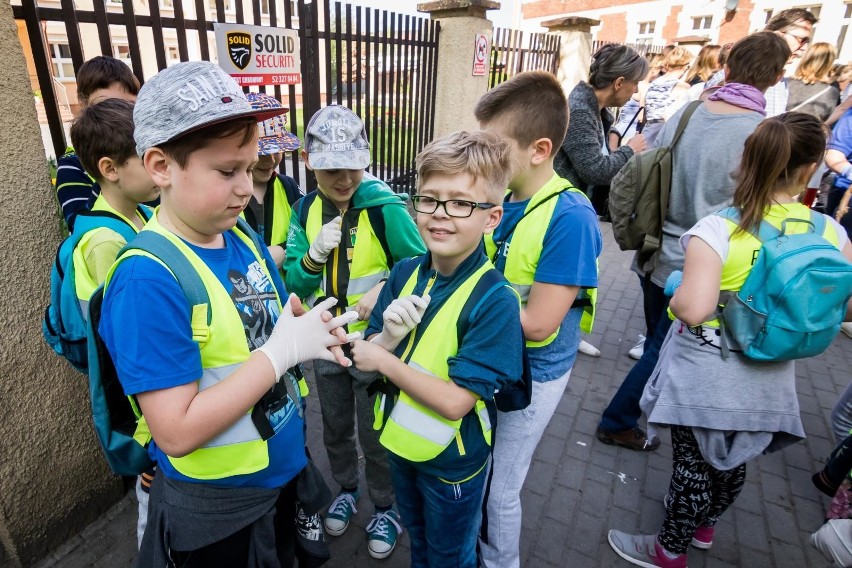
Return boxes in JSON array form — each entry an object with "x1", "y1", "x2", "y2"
[
  {"x1": 324, "y1": 491, "x2": 359, "y2": 536},
  {"x1": 366, "y1": 509, "x2": 403, "y2": 559}
]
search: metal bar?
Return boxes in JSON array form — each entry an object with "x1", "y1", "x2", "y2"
[
  {"x1": 172, "y1": 0, "x2": 189, "y2": 61},
  {"x1": 334, "y1": 1, "x2": 342, "y2": 105},
  {"x1": 354, "y1": 5, "x2": 362, "y2": 116},
  {"x1": 370, "y1": 8, "x2": 380, "y2": 179},
  {"x1": 427, "y1": 20, "x2": 439, "y2": 143},
  {"x1": 364, "y1": 7, "x2": 373, "y2": 176},
  {"x1": 21, "y1": 0, "x2": 66, "y2": 155},
  {"x1": 59, "y1": 0, "x2": 85, "y2": 72},
  {"x1": 413, "y1": 14, "x2": 427, "y2": 177},
  {"x1": 92, "y1": 0, "x2": 113, "y2": 56},
  {"x1": 378, "y1": 9, "x2": 389, "y2": 181},
  {"x1": 344, "y1": 3, "x2": 353, "y2": 109},
  {"x1": 302, "y1": 0, "x2": 322, "y2": 191},
  {"x1": 400, "y1": 14, "x2": 413, "y2": 192},
  {"x1": 121, "y1": 0, "x2": 144, "y2": 81},
  {"x1": 390, "y1": 12, "x2": 403, "y2": 183},
  {"x1": 235, "y1": 0, "x2": 245, "y2": 24},
  {"x1": 251, "y1": 0, "x2": 261, "y2": 25},
  {"x1": 194, "y1": 0, "x2": 210, "y2": 60},
  {"x1": 214, "y1": 0, "x2": 225, "y2": 22},
  {"x1": 323, "y1": 0, "x2": 332, "y2": 106},
  {"x1": 147, "y1": 0, "x2": 168, "y2": 70}
]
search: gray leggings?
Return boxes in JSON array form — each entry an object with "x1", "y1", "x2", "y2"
[{"x1": 831, "y1": 381, "x2": 852, "y2": 444}]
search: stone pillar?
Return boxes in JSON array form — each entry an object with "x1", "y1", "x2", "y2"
[
  {"x1": 0, "y1": 3, "x2": 124, "y2": 566},
  {"x1": 417, "y1": 0, "x2": 500, "y2": 138},
  {"x1": 542, "y1": 16, "x2": 600, "y2": 97}
]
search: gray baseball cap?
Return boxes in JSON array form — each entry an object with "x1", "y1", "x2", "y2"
[
  {"x1": 304, "y1": 105, "x2": 371, "y2": 170},
  {"x1": 133, "y1": 61, "x2": 286, "y2": 156}
]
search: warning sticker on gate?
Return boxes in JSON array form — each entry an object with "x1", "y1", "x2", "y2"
[
  {"x1": 472, "y1": 33, "x2": 488, "y2": 76},
  {"x1": 214, "y1": 22, "x2": 301, "y2": 86}
]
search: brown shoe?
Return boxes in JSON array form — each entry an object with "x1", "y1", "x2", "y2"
[{"x1": 596, "y1": 426, "x2": 660, "y2": 451}]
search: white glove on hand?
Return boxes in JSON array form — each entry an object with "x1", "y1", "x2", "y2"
[
  {"x1": 308, "y1": 216, "x2": 343, "y2": 264},
  {"x1": 370, "y1": 294, "x2": 430, "y2": 351},
  {"x1": 257, "y1": 295, "x2": 361, "y2": 381}
]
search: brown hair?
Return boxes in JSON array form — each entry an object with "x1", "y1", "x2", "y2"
[
  {"x1": 70, "y1": 98, "x2": 137, "y2": 182},
  {"x1": 416, "y1": 131, "x2": 511, "y2": 202},
  {"x1": 76, "y1": 56, "x2": 141, "y2": 106},
  {"x1": 474, "y1": 71, "x2": 568, "y2": 157},
  {"x1": 158, "y1": 118, "x2": 257, "y2": 168},
  {"x1": 687, "y1": 44, "x2": 721, "y2": 83},
  {"x1": 663, "y1": 46, "x2": 692, "y2": 71},
  {"x1": 764, "y1": 8, "x2": 818, "y2": 32},
  {"x1": 794, "y1": 42, "x2": 838, "y2": 84},
  {"x1": 725, "y1": 32, "x2": 791, "y2": 91},
  {"x1": 718, "y1": 43, "x2": 733, "y2": 67},
  {"x1": 733, "y1": 112, "x2": 826, "y2": 234}
]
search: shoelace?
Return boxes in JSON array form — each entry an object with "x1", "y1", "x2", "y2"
[
  {"x1": 366, "y1": 511, "x2": 403, "y2": 537},
  {"x1": 329, "y1": 493, "x2": 358, "y2": 517}
]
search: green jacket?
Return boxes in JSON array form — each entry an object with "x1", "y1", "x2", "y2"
[{"x1": 284, "y1": 178, "x2": 425, "y2": 309}]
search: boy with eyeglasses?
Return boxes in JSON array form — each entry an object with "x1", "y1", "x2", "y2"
[
  {"x1": 284, "y1": 104, "x2": 424, "y2": 559},
  {"x1": 350, "y1": 130, "x2": 524, "y2": 567}
]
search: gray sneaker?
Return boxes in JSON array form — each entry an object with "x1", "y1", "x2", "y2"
[{"x1": 607, "y1": 530, "x2": 686, "y2": 568}]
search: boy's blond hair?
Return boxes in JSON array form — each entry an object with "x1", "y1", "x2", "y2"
[
  {"x1": 473, "y1": 71, "x2": 567, "y2": 157},
  {"x1": 416, "y1": 131, "x2": 511, "y2": 202}
]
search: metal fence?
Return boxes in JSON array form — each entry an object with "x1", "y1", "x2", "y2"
[
  {"x1": 489, "y1": 27, "x2": 560, "y2": 89},
  {"x1": 591, "y1": 40, "x2": 666, "y2": 58},
  {"x1": 13, "y1": 0, "x2": 439, "y2": 192}
]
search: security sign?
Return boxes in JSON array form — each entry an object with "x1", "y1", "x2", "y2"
[
  {"x1": 214, "y1": 22, "x2": 301, "y2": 86},
  {"x1": 473, "y1": 33, "x2": 488, "y2": 76}
]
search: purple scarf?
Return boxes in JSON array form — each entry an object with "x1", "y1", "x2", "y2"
[{"x1": 707, "y1": 83, "x2": 767, "y2": 115}]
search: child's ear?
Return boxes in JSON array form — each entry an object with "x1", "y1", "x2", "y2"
[
  {"x1": 530, "y1": 137, "x2": 553, "y2": 166},
  {"x1": 483, "y1": 205, "x2": 503, "y2": 235},
  {"x1": 143, "y1": 148, "x2": 172, "y2": 188},
  {"x1": 301, "y1": 150, "x2": 312, "y2": 171},
  {"x1": 98, "y1": 157, "x2": 119, "y2": 182}
]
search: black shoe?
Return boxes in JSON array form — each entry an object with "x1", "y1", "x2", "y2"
[{"x1": 596, "y1": 426, "x2": 660, "y2": 451}]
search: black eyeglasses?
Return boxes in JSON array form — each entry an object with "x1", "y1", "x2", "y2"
[
  {"x1": 411, "y1": 195, "x2": 496, "y2": 218},
  {"x1": 784, "y1": 31, "x2": 811, "y2": 51}
]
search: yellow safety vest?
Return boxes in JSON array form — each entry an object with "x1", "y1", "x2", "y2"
[
  {"x1": 484, "y1": 178, "x2": 597, "y2": 345},
  {"x1": 108, "y1": 214, "x2": 287, "y2": 481},
  {"x1": 303, "y1": 198, "x2": 390, "y2": 332},
  {"x1": 266, "y1": 175, "x2": 295, "y2": 248},
  {"x1": 378, "y1": 262, "x2": 494, "y2": 463}
]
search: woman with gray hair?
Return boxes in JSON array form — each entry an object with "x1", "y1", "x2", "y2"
[{"x1": 555, "y1": 44, "x2": 649, "y2": 218}]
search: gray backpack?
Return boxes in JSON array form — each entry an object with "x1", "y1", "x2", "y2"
[{"x1": 608, "y1": 101, "x2": 701, "y2": 270}]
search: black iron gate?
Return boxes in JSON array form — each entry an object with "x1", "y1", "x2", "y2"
[{"x1": 13, "y1": 0, "x2": 439, "y2": 192}]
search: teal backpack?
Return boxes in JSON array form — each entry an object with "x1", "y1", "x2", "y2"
[
  {"x1": 86, "y1": 218, "x2": 281, "y2": 476},
  {"x1": 43, "y1": 207, "x2": 150, "y2": 374},
  {"x1": 717, "y1": 207, "x2": 852, "y2": 361}
]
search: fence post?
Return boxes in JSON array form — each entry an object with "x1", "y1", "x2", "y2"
[
  {"x1": 541, "y1": 16, "x2": 599, "y2": 96},
  {"x1": 417, "y1": 0, "x2": 499, "y2": 139}
]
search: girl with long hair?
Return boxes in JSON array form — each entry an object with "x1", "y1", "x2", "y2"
[
  {"x1": 608, "y1": 112, "x2": 852, "y2": 567},
  {"x1": 686, "y1": 44, "x2": 721, "y2": 86},
  {"x1": 787, "y1": 42, "x2": 840, "y2": 121}
]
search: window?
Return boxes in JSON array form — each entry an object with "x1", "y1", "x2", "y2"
[
  {"x1": 692, "y1": 15, "x2": 712, "y2": 30},
  {"x1": 113, "y1": 44, "x2": 131, "y2": 62},
  {"x1": 765, "y1": 9, "x2": 774, "y2": 24},
  {"x1": 260, "y1": 0, "x2": 269, "y2": 16},
  {"x1": 638, "y1": 21, "x2": 655, "y2": 35},
  {"x1": 846, "y1": 3, "x2": 852, "y2": 18},
  {"x1": 166, "y1": 45, "x2": 181, "y2": 66},
  {"x1": 160, "y1": 0, "x2": 174, "y2": 9},
  {"x1": 799, "y1": 5, "x2": 821, "y2": 19},
  {"x1": 50, "y1": 43, "x2": 74, "y2": 80},
  {"x1": 105, "y1": 0, "x2": 122, "y2": 6},
  {"x1": 225, "y1": 0, "x2": 236, "y2": 13}
]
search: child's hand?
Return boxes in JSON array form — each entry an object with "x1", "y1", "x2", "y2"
[
  {"x1": 351, "y1": 338, "x2": 393, "y2": 373},
  {"x1": 371, "y1": 294, "x2": 430, "y2": 351},
  {"x1": 308, "y1": 216, "x2": 343, "y2": 264},
  {"x1": 257, "y1": 295, "x2": 360, "y2": 381},
  {"x1": 353, "y1": 280, "x2": 385, "y2": 321}
]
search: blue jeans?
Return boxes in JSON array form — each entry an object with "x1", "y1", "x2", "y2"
[
  {"x1": 388, "y1": 452, "x2": 488, "y2": 568},
  {"x1": 600, "y1": 279, "x2": 671, "y2": 433}
]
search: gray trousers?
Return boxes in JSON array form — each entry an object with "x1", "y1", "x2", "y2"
[{"x1": 312, "y1": 358, "x2": 395, "y2": 508}]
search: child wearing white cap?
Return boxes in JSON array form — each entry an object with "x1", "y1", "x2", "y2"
[{"x1": 99, "y1": 61, "x2": 357, "y2": 567}]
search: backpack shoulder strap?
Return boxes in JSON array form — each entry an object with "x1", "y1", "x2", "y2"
[
  {"x1": 809, "y1": 209, "x2": 827, "y2": 236},
  {"x1": 455, "y1": 268, "x2": 511, "y2": 343},
  {"x1": 489, "y1": 187, "x2": 570, "y2": 262},
  {"x1": 669, "y1": 100, "x2": 702, "y2": 149},
  {"x1": 120, "y1": 232, "x2": 211, "y2": 326},
  {"x1": 366, "y1": 205, "x2": 394, "y2": 269},
  {"x1": 72, "y1": 210, "x2": 139, "y2": 242}
]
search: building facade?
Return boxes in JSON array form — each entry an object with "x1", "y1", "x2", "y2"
[{"x1": 521, "y1": 0, "x2": 852, "y2": 62}]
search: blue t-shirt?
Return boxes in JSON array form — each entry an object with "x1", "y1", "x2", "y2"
[
  {"x1": 491, "y1": 179, "x2": 602, "y2": 381},
  {"x1": 829, "y1": 108, "x2": 852, "y2": 191},
  {"x1": 365, "y1": 248, "x2": 524, "y2": 481},
  {"x1": 100, "y1": 229, "x2": 306, "y2": 488}
]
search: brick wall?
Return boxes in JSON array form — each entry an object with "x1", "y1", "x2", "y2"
[
  {"x1": 523, "y1": 0, "x2": 646, "y2": 20},
  {"x1": 719, "y1": 0, "x2": 756, "y2": 45},
  {"x1": 661, "y1": 5, "x2": 683, "y2": 44},
  {"x1": 598, "y1": 12, "x2": 628, "y2": 43}
]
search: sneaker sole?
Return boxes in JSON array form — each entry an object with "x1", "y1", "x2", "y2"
[
  {"x1": 606, "y1": 531, "x2": 661, "y2": 568},
  {"x1": 628, "y1": 351, "x2": 643, "y2": 360},
  {"x1": 368, "y1": 543, "x2": 396, "y2": 560},
  {"x1": 324, "y1": 521, "x2": 349, "y2": 537}
]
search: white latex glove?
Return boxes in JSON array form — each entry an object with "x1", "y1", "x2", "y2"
[
  {"x1": 370, "y1": 294, "x2": 430, "y2": 351},
  {"x1": 257, "y1": 295, "x2": 361, "y2": 381},
  {"x1": 308, "y1": 216, "x2": 343, "y2": 264}
]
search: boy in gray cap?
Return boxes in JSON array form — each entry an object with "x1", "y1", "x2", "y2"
[
  {"x1": 284, "y1": 104, "x2": 425, "y2": 559},
  {"x1": 98, "y1": 61, "x2": 357, "y2": 567}
]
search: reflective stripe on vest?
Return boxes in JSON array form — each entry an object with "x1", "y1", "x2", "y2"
[
  {"x1": 379, "y1": 261, "x2": 494, "y2": 462},
  {"x1": 484, "y1": 177, "x2": 597, "y2": 342},
  {"x1": 303, "y1": 199, "x2": 390, "y2": 332},
  {"x1": 107, "y1": 212, "x2": 284, "y2": 480}
]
